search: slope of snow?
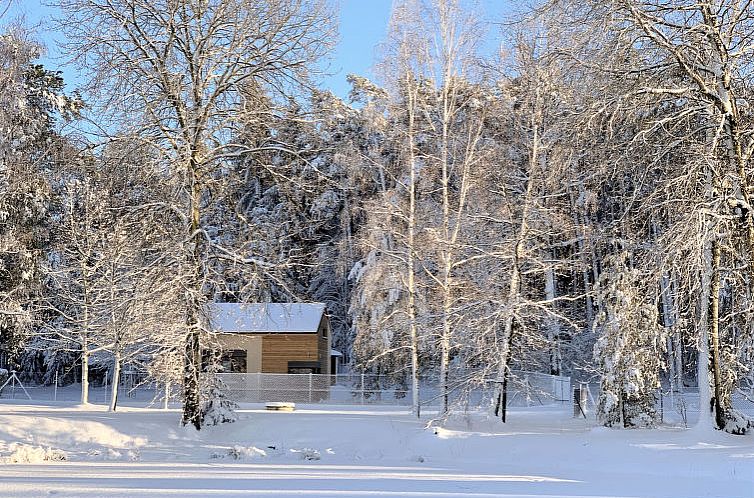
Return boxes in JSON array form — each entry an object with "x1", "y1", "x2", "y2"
[{"x1": 0, "y1": 401, "x2": 751, "y2": 497}]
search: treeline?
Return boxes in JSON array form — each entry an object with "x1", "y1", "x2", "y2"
[{"x1": 1, "y1": 0, "x2": 754, "y2": 433}]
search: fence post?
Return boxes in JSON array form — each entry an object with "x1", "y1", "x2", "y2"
[
  {"x1": 164, "y1": 381, "x2": 170, "y2": 410},
  {"x1": 308, "y1": 373, "x2": 313, "y2": 403},
  {"x1": 360, "y1": 373, "x2": 365, "y2": 405},
  {"x1": 54, "y1": 370, "x2": 58, "y2": 402},
  {"x1": 573, "y1": 383, "x2": 588, "y2": 418}
]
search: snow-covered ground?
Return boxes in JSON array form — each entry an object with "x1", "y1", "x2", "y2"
[{"x1": 0, "y1": 401, "x2": 752, "y2": 497}]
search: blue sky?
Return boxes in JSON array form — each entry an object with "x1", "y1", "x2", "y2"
[
  {"x1": 323, "y1": 1, "x2": 393, "y2": 99},
  {"x1": 5, "y1": 0, "x2": 510, "y2": 100},
  {"x1": 326, "y1": 0, "x2": 511, "y2": 99}
]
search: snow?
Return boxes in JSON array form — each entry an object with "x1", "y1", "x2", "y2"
[
  {"x1": 0, "y1": 401, "x2": 752, "y2": 497},
  {"x1": 4, "y1": 444, "x2": 67, "y2": 463},
  {"x1": 209, "y1": 303, "x2": 326, "y2": 333}
]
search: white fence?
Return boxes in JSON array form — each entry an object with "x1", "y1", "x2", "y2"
[
  {"x1": 0, "y1": 370, "x2": 172, "y2": 405},
  {"x1": 0, "y1": 369, "x2": 571, "y2": 409},
  {"x1": 218, "y1": 370, "x2": 571, "y2": 407},
  {"x1": 568, "y1": 382, "x2": 754, "y2": 426}
]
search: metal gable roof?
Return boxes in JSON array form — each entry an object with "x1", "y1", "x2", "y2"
[{"x1": 209, "y1": 303, "x2": 326, "y2": 334}]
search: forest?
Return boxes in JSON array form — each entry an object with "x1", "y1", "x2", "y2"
[{"x1": 1, "y1": 0, "x2": 754, "y2": 434}]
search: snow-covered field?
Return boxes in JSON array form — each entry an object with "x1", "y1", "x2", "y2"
[{"x1": 0, "y1": 401, "x2": 752, "y2": 497}]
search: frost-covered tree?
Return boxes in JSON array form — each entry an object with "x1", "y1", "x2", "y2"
[
  {"x1": 593, "y1": 253, "x2": 665, "y2": 428},
  {"x1": 56, "y1": 0, "x2": 335, "y2": 428},
  {"x1": 547, "y1": 0, "x2": 754, "y2": 433},
  {"x1": 33, "y1": 138, "x2": 185, "y2": 407},
  {"x1": 0, "y1": 24, "x2": 79, "y2": 369}
]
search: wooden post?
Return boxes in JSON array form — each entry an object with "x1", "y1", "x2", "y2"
[
  {"x1": 573, "y1": 384, "x2": 587, "y2": 418},
  {"x1": 54, "y1": 370, "x2": 58, "y2": 402}
]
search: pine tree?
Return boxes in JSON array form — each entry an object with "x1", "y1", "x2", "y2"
[
  {"x1": 0, "y1": 25, "x2": 79, "y2": 369},
  {"x1": 593, "y1": 253, "x2": 664, "y2": 428}
]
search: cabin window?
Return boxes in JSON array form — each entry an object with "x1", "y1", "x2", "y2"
[
  {"x1": 220, "y1": 350, "x2": 247, "y2": 373},
  {"x1": 289, "y1": 367, "x2": 314, "y2": 374},
  {"x1": 288, "y1": 361, "x2": 320, "y2": 374}
]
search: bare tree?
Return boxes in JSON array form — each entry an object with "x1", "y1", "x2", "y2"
[{"x1": 55, "y1": 0, "x2": 334, "y2": 428}]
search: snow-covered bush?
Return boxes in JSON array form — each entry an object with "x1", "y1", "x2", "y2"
[
  {"x1": 712, "y1": 336, "x2": 754, "y2": 434},
  {"x1": 4, "y1": 444, "x2": 67, "y2": 463},
  {"x1": 211, "y1": 445, "x2": 267, "y2": 460},
  {"x1": 290, "y1": 447, "x2": 321, "y2": 460},
  {"x1": 200, "y1": 365, "x2": 238, "y2": 426}
]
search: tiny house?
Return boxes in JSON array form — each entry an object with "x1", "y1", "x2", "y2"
[{"x1": 210, "y1": 303, "x2": 332, "y2": 374}]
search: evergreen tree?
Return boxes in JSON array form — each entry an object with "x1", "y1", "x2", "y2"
[{"x1": 593, "y1": 253, "x2": 665, "y2": 428}]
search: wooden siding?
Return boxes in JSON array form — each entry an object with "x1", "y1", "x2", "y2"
[
  {"x1": 317, "y1": 316, "x2": 331, "y2": 375},
  {"x1": 215, "y1": 315, "x2": 332, "y2": 374},
  {"x1": 261, "y1": 334, "x2": 319, "y2": 373}
]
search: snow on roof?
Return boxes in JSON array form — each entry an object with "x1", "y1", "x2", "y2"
[
  {"x1": 209, "y1": 303, "x2": 326, "y2": 334},
  {"x1": 330, "y1": 349, "x2": 343, "y2": 357}
]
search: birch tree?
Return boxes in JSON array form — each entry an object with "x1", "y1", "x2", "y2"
[
  {"x1": 419, "y1": 0, "x2": 488, "y2": 415},
  {"x1": 481, "y1": 34, "x2": 582, "y2": 422},
  {"x1": 42, "y1": 170, "x2": 109, "y2": 404},
  {"x1": 375, "y1": 0, "x2": 491, "y2": 415}
]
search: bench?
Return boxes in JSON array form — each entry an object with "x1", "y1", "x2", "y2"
[{"x1": 265, "y1": 402, "x2": 296, "y2": 412}]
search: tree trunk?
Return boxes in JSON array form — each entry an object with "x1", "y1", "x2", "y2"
[
  {"x1": 495, "y1": 318, "x2": 517, "y2": 423},
  {"x1": 438, "y1": 70, "x2": 452, "y2": 417},
  {"x1": 660, "y1": 272, "x2": 681, "y2": 392},
  {"x1": 439, "y1": 282, "x2": 451, "y2": 414},
  {"x1": 182, "y1": 170, "x2": 203, "y2": 430},
  {"x1": 407, "y1": 230, "x2": 420, "y2": 417},
  {"x1": 183, "y1": 306, "x2": 202, "y2": 429},
  {"x1": 404, "y1": 61, "x2": 421, "y2": 419},
  {"x1": 80, "y1": 350, "x2": 89, "y2": 405},
  {"x1": 495, "y1": 235, "x2": 523, "y2": 422},
  {"x1": 696, "y1": 220, "x2": 714, "y2": 430},
  {"x1": 495, "y1": 88, "x2": 540, "y2": 421},
  {"x1": 407, "y1": 167, "x2": 419, "y2": 415},
  {"x1": 109, "y1": 351, "x2": 121, "y2": 412},
  {"x1": 81, "y1": 259, "x2": 91, "y2": 405},
  {"x1": 570, "y1": 193, "x2": 594, "y2": 328},
  {"x1": 544, "y1": 259, "x2": 562, "y2": 376},
  {"x1": 709, "y1": 239, "x2": 727, "y2": 429}
]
